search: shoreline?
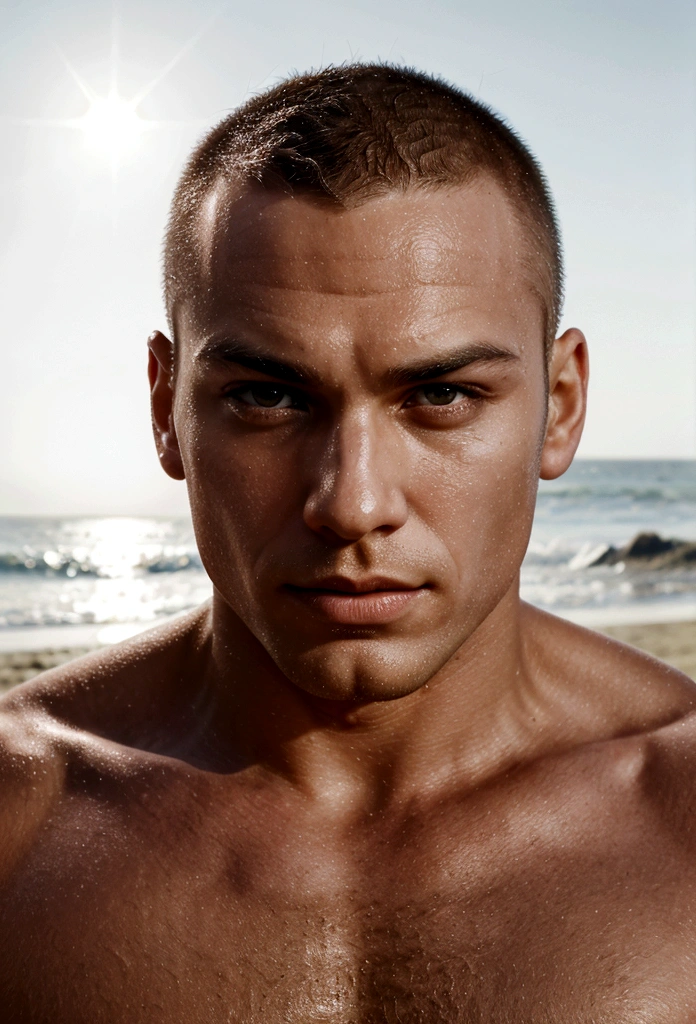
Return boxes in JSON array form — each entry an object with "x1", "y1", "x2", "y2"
[{"x1": 0, "y1": 618, "x2": 694, "y2": 692}]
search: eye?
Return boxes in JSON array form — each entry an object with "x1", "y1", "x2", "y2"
[
  {"x1": 230, "y1": 384, "x2": 299, "y2": 409},
  {"x1": 411, "y1": 384, "x2": 468, "y2": 407}
]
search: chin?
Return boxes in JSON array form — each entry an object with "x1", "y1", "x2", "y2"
[{"x1": 267, "y1": 636, "x2": 454, "y2": 703}]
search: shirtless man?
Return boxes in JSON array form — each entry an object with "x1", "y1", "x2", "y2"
[{"x1": 1, "y1": 64, "x2": 695, "y2": 1024}]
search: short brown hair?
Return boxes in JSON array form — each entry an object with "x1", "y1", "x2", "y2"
[{"x1": 163, "y1": 63, "x2": 563, "y2": 350}]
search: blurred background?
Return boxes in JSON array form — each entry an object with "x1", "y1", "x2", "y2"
[{"x1": 1, "y1": 0, "x2": 695, "y2": 681}]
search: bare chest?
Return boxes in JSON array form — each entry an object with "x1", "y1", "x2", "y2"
[{"x1": 2, "y1": 778, "x2": 696, "y2": 1024}]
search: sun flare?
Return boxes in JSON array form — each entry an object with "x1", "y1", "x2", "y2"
[
  {"x1": 8, "y1": 8, "x2": 221, "y2": 176},
  {"x1": 79, "y1": 91, "x2": 144, "y2": 163}
]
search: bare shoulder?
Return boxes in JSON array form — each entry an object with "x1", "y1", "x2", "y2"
[
  {"x1": 0, "y1": 608, "x2": 211, "y2": 874},
  {"x1": 522, "y1": 604, "x2": 696, "y2": 832},
  {"x1": 0, "y1": 605, "x2": 210, "y2": 727},
  {"x1": 523, "y1": 602, "x2": 696, "y2": 731}
]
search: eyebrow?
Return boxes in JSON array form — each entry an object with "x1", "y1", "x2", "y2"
[
  {"x1": 197, "y1": 340, "x2": 320, "y2": 385},
  {"x1": 198, "y1": 338, "x2": 518, "y2": 389},
  {"x1": 383, "y1": 342, "x2": 519, "y2": 388}
]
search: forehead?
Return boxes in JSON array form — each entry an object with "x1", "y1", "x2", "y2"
[{"x1": 180, "y1": 180, "x2": 544, "y2": 359}]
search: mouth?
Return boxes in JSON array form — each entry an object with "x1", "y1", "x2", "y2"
[{"x1": 283, "y1": 577, "x2": 429, "y2": 626}]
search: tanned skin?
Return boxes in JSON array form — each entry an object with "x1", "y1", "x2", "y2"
[{"x1": 1, "y1": 180, "x2": 696, "y2": 1024}]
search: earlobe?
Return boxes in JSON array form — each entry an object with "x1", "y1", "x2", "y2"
[
  {"x1": 148, "y1": 331, "x2": 186, "y2": 481},
  {"x1": 539, "y1": 328, "x2": 589, "y2": 481},
  {"x1": 157, "y1": 430, "x2": 186, "y2": 481}
]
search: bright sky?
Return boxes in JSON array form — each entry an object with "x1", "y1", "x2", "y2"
[{"x1": 1, "y1": 0, "x2": 694, "y2": 515}]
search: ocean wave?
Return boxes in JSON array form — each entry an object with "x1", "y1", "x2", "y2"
[
  {"x1": 0, "y1": 549, "x2": 201, "y2": 578},
  {"x1": 537, "y1": 485, "x2": 692, "y2": 502}
]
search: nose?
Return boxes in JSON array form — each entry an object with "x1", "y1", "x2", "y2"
[{"x1": 303, "y1": 406, "x2": 409, "y2": 543}]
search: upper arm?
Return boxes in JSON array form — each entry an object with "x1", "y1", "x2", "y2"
[
  {"x1": 0, "y1": 702, "x2": 64, "y2": 882},
  {"x1": 641, "y1": 710, "x2": 696, "y2": 847}
]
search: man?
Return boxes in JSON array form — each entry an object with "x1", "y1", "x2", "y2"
[{"x1": 1, "y1": 64, "x2": 695, "y2": 1023}]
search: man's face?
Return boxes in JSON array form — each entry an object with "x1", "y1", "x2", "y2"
[{"x1": 166, "y1": 181, "x2": 552, "y2": 701}]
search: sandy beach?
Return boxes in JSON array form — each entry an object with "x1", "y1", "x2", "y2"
[
  {"x1": 0, "y1": 647, "x2": 94, "y2": 692},
  {"x1": 601, "y1": 620, "x2": 696, "y2": 681},
  {"x1": 0, "y1": 620, "x2": 694, "y2": 694}
]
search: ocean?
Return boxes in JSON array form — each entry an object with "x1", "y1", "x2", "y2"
[{"x1": 1, "y1": 459, "x2": 694, "y2": 651}]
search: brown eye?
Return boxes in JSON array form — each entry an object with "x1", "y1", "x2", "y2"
[
  {"x1": 414, "y1": 385, "x2": 464, "y2": 406},
  {"x1": 233, "y1": 385, "x2": 296, "y2": 409}
]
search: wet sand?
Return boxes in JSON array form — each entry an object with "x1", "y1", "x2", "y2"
[{"x1": 0, "y1": 620, "x2": 694, "y2": 693}]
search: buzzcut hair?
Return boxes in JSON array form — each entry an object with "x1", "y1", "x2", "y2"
[{"x1": 163, "y1": 63, "x2": 563, "y2": 352}]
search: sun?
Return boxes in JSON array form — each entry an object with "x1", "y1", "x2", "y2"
[
  {"x1": 7, "y1": 6, "x2": 221, "y2": 176},
  {"x1": 78, "y1": 90, "x2": 145, "y2": 163}
]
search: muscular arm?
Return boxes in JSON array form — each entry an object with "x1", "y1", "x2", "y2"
[{"x1": 0, "y1": 702, "x2": 65, "y2": 885}]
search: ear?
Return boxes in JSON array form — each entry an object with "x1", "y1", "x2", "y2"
[
  {"x1": 148, "y1": 331, "x2": 185, "y2": 481},
  {"x1": 539, "y1": 328, "x2": 589, "y2": 480}
]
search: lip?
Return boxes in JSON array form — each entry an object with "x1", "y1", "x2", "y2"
[{"x1": 284, "y1": 577, "x2": 428, "y2": 625}]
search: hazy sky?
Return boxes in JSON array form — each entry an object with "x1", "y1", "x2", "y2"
[{"x1": 1, "y1": 0, "x2": 694, "y2": 515}]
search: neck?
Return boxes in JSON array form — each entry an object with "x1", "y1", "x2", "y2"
[{"x1": 198, "y1": 587, "x2": 550, "y2": 810}]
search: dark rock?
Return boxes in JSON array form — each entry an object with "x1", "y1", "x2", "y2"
[
  {"x1": 589, "y1": 531, "x2": 696, "y2": 570},
  {"x1": 621, "y1": 532, "x2": 679, "y2": 559}
]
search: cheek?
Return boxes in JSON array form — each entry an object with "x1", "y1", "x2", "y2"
[
  {"x1": 407, "y1": 409, "x2": 542, "y2": 592},
  {"x1": 178, "y1": 413, "x2": 305, "y2": 567}
]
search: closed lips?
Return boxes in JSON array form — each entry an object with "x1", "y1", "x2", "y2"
[{"x1": 283, "y1": 580, "x2": 428, "y2": 625}]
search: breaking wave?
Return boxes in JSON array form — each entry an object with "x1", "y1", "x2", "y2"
[{"x1": 0, "y1": 548, "x2": 201, "y2": 578}]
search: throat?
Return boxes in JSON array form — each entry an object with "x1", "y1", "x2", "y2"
[{"x1": 205, "y1": 588, "x2": 543, "y2": 803}]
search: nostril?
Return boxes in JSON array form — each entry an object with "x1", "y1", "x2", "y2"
[
  {"x1": 316, "y1": 525, "x2": 361, "y2": 547},
  {"x1": 303, "y1": 499, "x2": 408, "y2": 544}
]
